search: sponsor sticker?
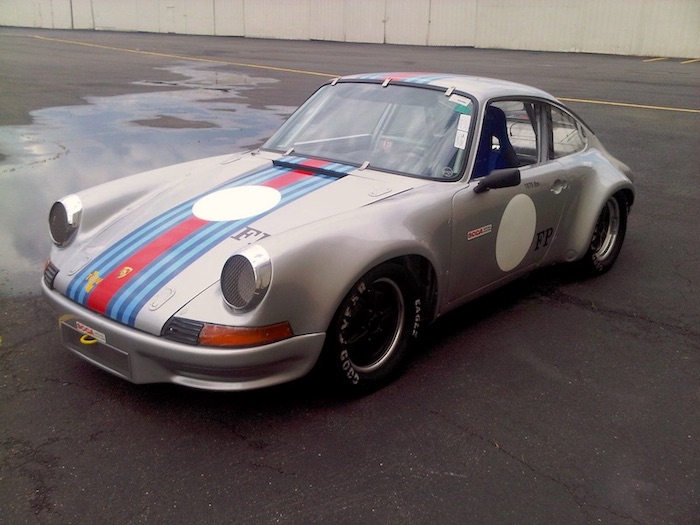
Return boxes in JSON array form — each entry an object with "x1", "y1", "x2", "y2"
[
  {"x1": 467, "y1": 224, "x2": 493, "y2": 241},
  {"x1": 449, "y1": 94, "x2": 472, "y2": 110},
  {"x1": 454, "y1": 114, "x2": 472, "y2": 149},
  {"x1": 75, "y1": 321, "x2": 106, "y2": 344}
]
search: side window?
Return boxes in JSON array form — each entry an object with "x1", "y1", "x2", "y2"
[
  {"x1": 550, "y1": 107, "x2": 586, "y2": 158},
  {"x1": 490, "y1": 100, "x2": 539, "y2": 166},
  {"x1": 473, "y1": 100, "x2": 540, "y2": 179}
]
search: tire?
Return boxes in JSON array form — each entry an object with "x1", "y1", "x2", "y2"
[
  {"x1": 322, "y1": 263, "x2": 420, "y2": 393},
  {"x1": 577, "y1": 193, "x2": 628, "y2": 276}
]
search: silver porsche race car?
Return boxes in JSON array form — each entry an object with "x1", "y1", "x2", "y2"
[{"x1": 42, "y1": 72, "x2": 634, "y2": 393}]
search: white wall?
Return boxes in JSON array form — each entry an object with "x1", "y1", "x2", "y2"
[{"x1": 1, "y1": 0, "x2": 698, "y2": 58}]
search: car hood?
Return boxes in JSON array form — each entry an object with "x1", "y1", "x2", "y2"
[{"x1": 52, "y1": 151, "x2": 426, "y2": 334}]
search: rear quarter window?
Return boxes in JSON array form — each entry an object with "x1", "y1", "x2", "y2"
[{"x1": 551, "y1": 107, "x2": 587, "y2": 158}]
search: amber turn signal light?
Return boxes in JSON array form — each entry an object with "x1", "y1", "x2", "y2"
[{"x1": 198, "y1": 322, "x2": 294, "y2": 348}]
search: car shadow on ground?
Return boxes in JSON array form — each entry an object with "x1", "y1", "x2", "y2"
[{"x1": 67, "y1": 264, "x2": 583, "y2": 417}]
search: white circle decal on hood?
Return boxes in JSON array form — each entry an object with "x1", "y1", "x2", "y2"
[
  {"x1": 192, "y1": 186, "x2": 282, "y2": 221},
  {"x1": 496, "y1": 194, "x2": 537, "y2": 272}
]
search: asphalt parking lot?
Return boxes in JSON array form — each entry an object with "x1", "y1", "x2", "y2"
[{"x1": 0, "y1": 27, "x2": 698, "y2": 525}]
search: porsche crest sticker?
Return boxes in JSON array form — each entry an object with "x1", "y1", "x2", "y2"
[{"x1": 117, "y1": 266, "x2": 133, "y2": 279}]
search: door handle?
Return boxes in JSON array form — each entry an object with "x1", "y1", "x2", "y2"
[{"x1": 551, "y1": 179, "x2": 568, "y2": 195}]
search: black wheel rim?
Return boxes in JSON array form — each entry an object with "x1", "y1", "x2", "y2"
[
  {"x1": 590, "y1": 198, "x2": 621, "y2": 264},
  {"x1": 341, "y1": 277, "x2": 405, "y2": 373}
]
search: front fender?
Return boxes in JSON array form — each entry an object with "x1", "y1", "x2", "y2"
[
  {"x1": 176, "y1": 188, "x2": 453, "y2": 336},
  {"x1": 262, "y1": 198, "x2": 451, "y2": 334}
]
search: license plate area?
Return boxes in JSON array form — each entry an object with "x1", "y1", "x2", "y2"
[{"x1": 61, "y1": 321, "x2": 131, "y2": 379}]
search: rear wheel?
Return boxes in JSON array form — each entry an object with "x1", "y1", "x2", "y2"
[
  {"x1": 322, "y1": 264, "x2": 419, "y2": 393},
  {"x1": 577, "y1": 194, "x2": 628, "y2": 276}
]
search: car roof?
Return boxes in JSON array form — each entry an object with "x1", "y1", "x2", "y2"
[{"x1": 340, "y1": 72, "x2": 558, "y2": 104}]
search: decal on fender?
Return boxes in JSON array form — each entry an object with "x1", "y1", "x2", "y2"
[
  {"x1": 535, "y1": 228, "x2": 554, "y2": 250},
  {"x1": 467, "y1": 224, "x2": 493, "y2": 241}
]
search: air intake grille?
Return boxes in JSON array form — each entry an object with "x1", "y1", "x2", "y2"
[
  {"x1": 44, "y1": 262, "x2": 59, "y2": 289},
  {"x1": 162, "y1": 317, "x2": 204, "y2": 345}
]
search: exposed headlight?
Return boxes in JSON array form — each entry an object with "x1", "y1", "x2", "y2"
[
  {"x1": 49, "y1": 194, "x2": 82, "y2": 246},
  {"x1": 221, "y1": 245, "x2": 271, "y2": 311}
]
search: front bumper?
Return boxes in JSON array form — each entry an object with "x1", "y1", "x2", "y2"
[{"x1": 41, "y1": 280, "x2": 326, "y2": 391}]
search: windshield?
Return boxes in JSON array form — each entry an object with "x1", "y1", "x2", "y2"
[{"x1": 262, "y1": 82, "x2": 474, "y2": 180}]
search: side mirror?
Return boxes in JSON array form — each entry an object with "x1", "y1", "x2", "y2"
[{"x1": 473, "y1": 168, "x2": 521, "y2": 194}]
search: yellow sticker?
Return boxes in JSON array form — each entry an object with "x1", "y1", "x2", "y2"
[{"x1": 84, "y1": 271, "x2": 103, "y2": 293}]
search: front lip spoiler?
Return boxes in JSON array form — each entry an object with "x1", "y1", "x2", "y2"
[{"x1": 41, "y1": 279, "x2": 326, "y2": 391}]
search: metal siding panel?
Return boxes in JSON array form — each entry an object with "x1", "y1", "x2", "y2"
[
  {"x1": 579, "y1": 1, "x2": 642, "y2": 56},
  {"x1": 213, "y1": 0, "x2": 245, "y2": 36},
  {"x1": 156, "y1": 0, "x2": 215, "y2": 35},
  {"x1": 344, "y1": 0, "x2": 386, "y2": 44},
  {"x1": 385, "y1": 0, "x2": 430, "y2": 45},
  {"x1": 51, "y1": 0, "x2": 74, "y2": 28},
  {"x1": 308, "y1": 0, "x2": 345, "y2": 41},
  {"x1": 476, "y1": 0, "x2": 586, "y2": 52},
  {"x1": 0, "y1": 0, "x2": 697, "y2": 57},
  {"x1": 637, "y1": 0, "x2": 700, "y2": 57},
  {"x1": 474, "y1": 0, "x2": 700, "y2": 57},
  {"x1": 181, "y1": 0, "x2": 215, "y2": 35},
  {"x1": 92, "y1": 0, "x2": 152, "y2": 31},
  {"x1": 0, "y1": 0, "x2": 41, "y2": 27},
  {"x1": 245, "y1": 0, "x2": 310, "y2": 40},
  {"x1": 71, "y1": 0, "x2": 96, "y2": 29},
  {"x1": 428, "y1": 0, "x2": 478, "y2": 47}
]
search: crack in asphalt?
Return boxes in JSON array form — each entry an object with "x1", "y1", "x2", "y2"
[
  {"x1": 422, "y1": 407, "x2": 646, "y2": 525},
  {"x1": 0, "y1": 436, "x2": 63, "y2": 519},
  {"x1": 0, "y1": 328, "x2": 54, "y2": 356},
  {"x1": 536, "y1": 287, "x2": 700, "y2": 340}
]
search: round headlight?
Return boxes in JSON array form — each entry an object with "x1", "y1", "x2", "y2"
[
  {"x1": 49, "y1": 194, "x2": 82, "y2": 246},
  {"x1": 221, "y1": 245, "x2": 271, "y2": 311}
]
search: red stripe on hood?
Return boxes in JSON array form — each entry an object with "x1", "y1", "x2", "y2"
[
  {"x1": 262, "y1": 169, "x2": 312, "y2": 189},
  {"x1": 83, "y1": 168, "x2": 316, "y2": 314},
  {"x1": 85, "y1": 216, "x2": 208, "y2": 313}
]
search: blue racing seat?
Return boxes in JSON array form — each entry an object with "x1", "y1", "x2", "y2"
[{"x1": 472, "y1": 106, "x2": 519, "y2": 178}]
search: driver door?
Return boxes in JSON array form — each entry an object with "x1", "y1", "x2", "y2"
[{"x1": 446, "y1": 99, "x2": 571, "y2": 305}]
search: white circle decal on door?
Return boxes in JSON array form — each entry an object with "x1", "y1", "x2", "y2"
[
  {"x1": 496, "y1": 194, "x2": 537, "y2": 272},
  {"x1": 192, "y1": 186, "x2": 282, "y2": 221}
]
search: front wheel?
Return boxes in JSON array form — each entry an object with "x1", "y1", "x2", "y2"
[
  {"x1": 577, "y1": 194, "x2": 628, "y2": 276},
  {"x1": 321, "y1": 264, "x2": 420, "y2": 393}
]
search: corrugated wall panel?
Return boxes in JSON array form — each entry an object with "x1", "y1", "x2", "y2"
[
  {"x1": 308, "y1": 0, "x2": 345, "y2": 41},
  {"x1": 343, "y1": 0, "x2": 385, "y2": 44},
  {"x1": 385, "y1": 0, "x2": 430, "y2": 45},
  {"x1": 637, "y1": 1, "x2": 700, "y2": 57},
  {"x1": 245, "y1": 0, "x2": 310, "y2": 40},
  {"x1": 476, "y1": 0, "x2": 584, "y2": 53},
  {"x1": 0, "y1": 0, "x2": 72, "y2": 29},
  {"x1": 176, "y1": 0, "x2": 215, "y2": 35},
  {"x1": 91, "y1": 0, "x2": 159, "y2": 32},
  {"x1": 72, "y1": 0, "x2": 96, "y2": 29},
  {"x1": 428, "y1": 0, "x2": 477, "y2": 47},
  {"x1": 51, "y1": 0, "x2": 74, "y2": 28},
  {"x1": 579, "y1": 1, "x2": 640, "y2": 56},
  {"x1": 213, "y1": 0, "x2": 245, "y2": 36},
  {"x1": 0, "y1": 0, "x2": 697, "y2": 57}
]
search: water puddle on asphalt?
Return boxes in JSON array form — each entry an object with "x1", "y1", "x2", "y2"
[{"x1": 0, "y1": 62, "x2": 294, "y2": 297}]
